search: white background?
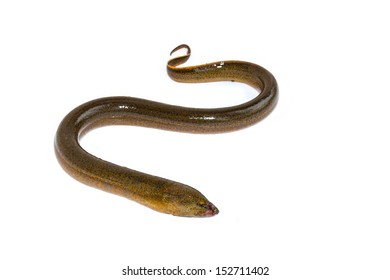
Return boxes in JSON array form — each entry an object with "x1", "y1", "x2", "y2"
[{"x1": 1, "y1": 1, "x2": 389, "y2": 279}]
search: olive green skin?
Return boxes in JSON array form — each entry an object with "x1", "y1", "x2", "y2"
[{"x1": 54, "y1": 45, "x2": 278, "y2": 217}]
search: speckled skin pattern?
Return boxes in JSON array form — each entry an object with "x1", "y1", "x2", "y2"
[{"x1": 54, "y1": 45, "x2": 278, "y2": 217}]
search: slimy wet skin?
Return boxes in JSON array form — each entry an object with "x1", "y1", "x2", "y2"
[{"x1": 54, "y1": 45, "x2": 278, "y2": 217}]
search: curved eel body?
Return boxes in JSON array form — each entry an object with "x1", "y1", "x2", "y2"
[{"x1": 54, "y1": 45, "x2": 278, "y2": 217}]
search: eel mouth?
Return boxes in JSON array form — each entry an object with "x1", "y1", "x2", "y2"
[{"x1": 203, "y1": 203, "x2": 219, "y2": 217}]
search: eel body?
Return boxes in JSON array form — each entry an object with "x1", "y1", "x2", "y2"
[{"x1": 54, "y1": 45, "x2": 278, "y2": 217}]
